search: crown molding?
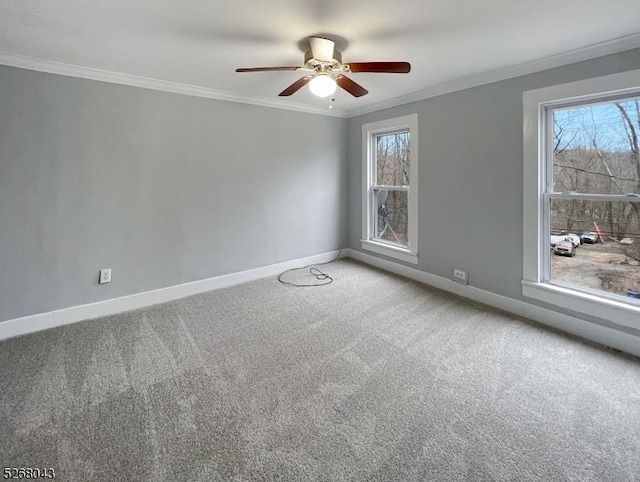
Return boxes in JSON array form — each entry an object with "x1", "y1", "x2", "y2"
[
  {"x1": 2, "y1": 31, "x2": 639, "y2": 120},
  {"x1": 0, "y1": 52, "x2": 348, "y2": 118},
  {"x1": 345, "y1": 32, "x2": 640, "y2": 118}
]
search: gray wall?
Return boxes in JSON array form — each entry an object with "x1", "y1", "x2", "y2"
[
  {"x1": 2, "y1": 47, "x2": 638, "y2": 328},
  {"x1": 0, "y1": 65, "x2": 347, "y2": 322},
  {"x1": 347, "y1": 48, "x2": 640, "y2": 331}
]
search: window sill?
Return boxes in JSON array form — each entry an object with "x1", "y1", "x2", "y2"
[
  {"x1": 522, "y1": 280, "x2": 640, "y2": 330},
  {"x1": 361, "y1": 240, "x2": 418, "y2": 264}
]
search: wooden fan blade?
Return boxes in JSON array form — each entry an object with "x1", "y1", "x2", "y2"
[
  {"x1": 279, "y1": 76, "x2": 313, "y2": 96},
  {"x1": 346, "y1": 62, "x2": 411, "y2": 73},
  {"x1": 336, "y1": 75, "x2": 368, "y2": 97},
  {"x1": 236, "y1": 66, "x2": 303, "y2": 72}
]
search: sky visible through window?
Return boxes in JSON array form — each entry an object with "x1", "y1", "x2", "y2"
[
  {"x1": 550, "y1": 95, "x2": 640, "y2": 299},
  {"x1": 554, "y1": 97, "x2": 640, "y2": 152},
  {"x1": 553, "y1": 97, "x2": 640, "y2": 196}
]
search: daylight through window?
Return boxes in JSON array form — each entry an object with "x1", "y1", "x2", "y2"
[
  {"x1": 361, "y1": 114, "x2": 418, "y2": 264},
  {"x1": 374, "y1": 131, "x2": 410, "y2": 246},
  {"x1": 547, "y1": 96, "x2": 640, "y2": 300}
]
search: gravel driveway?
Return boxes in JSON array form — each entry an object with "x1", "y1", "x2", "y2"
[{"x1": 551, "y1": 242, "x2": 640, "y2": 296}]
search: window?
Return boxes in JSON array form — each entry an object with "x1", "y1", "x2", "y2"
[
  {"x1": 361, "y1": 114, "x2": 418, "y2": 264},
  {"x1": 523, "y1": 69, "x2": 640, "y2": 329}
]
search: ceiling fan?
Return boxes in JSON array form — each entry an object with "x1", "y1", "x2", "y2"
[{"x1": 235, "y1": 36, "x2": 410, "y2": 98}]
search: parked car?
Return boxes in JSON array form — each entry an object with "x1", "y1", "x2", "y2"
[
  {"x1": 553, "y1": 240, "x2": 576, "y2": 257},
  {"x1": 580, "y1": 232, "x2": 598, "y2": 244},
  {"x1": 550, "y1": 232, "x2": 580, "y2": 247},
  {"x1": 561, "y1": 231, "x2": 581, "y2": 246}
]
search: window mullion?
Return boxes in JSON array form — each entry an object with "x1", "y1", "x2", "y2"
[
  {"x1": 544, "y1": 107, "x2": 555, "y2": 194},
  {"x1": 540, "y1": 193, "x2": 551, "y2": 282},
  {"x1": 548, "y1": 192, "x2": 640, "y2": 203},
  {"x1": 372, "y1": 185, "x2": 409, "y2": 192}
]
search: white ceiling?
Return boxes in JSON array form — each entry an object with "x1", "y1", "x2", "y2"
[{"x1": 1, "y1": 0, "x2": 639, "y2": 115}]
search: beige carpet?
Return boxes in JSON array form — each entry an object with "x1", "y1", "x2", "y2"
[{"x1": 1, "y1": 259, "x2": 639, "y2": 481}]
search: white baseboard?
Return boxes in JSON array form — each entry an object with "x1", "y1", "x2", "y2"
[
  {"x1": 0, "y1": 250, "x2": 342, "y2": 341},
  {"x1": 345, "y1": 248, "x2": 640, "y2": 358},
  {"x1": 4, "y1": 247, "x2": 638, "y2": 359}
]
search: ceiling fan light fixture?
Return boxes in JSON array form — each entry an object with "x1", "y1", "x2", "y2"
[
  {"x1": 309, "y1": 74, "x2": 337, "y2": 98},
  {"x1": 236, "y1": 36, "x2": 411, "y2": 99}
]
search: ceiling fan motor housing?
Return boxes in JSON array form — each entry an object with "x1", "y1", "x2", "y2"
[{"x1": 304, "y1": 49, "x2": 343, "y2": 73}]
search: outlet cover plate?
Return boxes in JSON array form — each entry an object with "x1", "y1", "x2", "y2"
[
  {"x1": 452, "y1": 267, "x2": 468, "y2": 285},
  {"x1": 99, "y1": 268, "x2": 112, "y2": 284}
]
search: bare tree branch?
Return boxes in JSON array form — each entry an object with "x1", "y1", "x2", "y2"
[
  {"x1": 553, "y1": 118, "x2": 578, "y2": 154},
  {"x1": 553, "y1": 163, "x2": 639, "y2": 183},
  {"x1": 585, "y1": 108, "x2": 626, "y2": 194},
  {"x1": 615, "y1": 101, "x2": 640, "y2": 182}
]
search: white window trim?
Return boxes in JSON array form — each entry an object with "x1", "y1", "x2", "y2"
[
  {"x1": 361, "y1": 114, "x2": 419, "y2": 264},
  {"x1": 523, "y1": 68, "x2": 640, "y2": 330}
]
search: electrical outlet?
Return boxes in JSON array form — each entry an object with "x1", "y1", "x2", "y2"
[
  {"x1": 99, "y1": 268, "x2": 112, "y2": 284},
  {"x1": 452, "y1": 267, "x2": 468, "y2": 285}
]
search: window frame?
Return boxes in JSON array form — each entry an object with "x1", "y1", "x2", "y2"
[
  {"x1": 523, "y1": 69, "x2": 640, "y2": 330},
  {"x1": 361, "y1": 114, "x2": 419, "y2": 264}
]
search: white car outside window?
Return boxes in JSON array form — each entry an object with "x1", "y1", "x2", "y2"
[{"x1": 550, "y1": 233, "x2": 580, "y2": 247}]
